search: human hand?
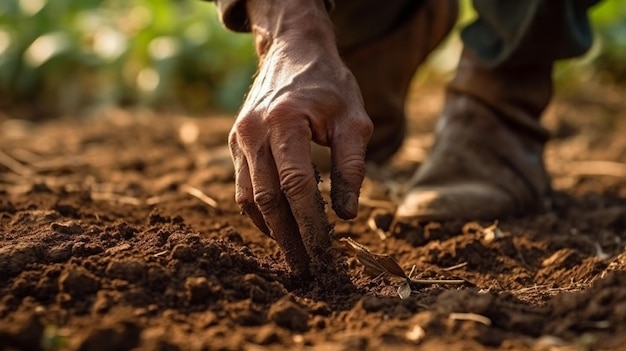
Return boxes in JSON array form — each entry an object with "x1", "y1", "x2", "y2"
[{"x1": 228, "y1": 0, "x2": 373, "y2": 274}]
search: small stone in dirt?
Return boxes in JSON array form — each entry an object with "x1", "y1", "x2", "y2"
[
  {"x1": 29, "y1": 182, "x2": 52, "y2": 193},
  {"x1": 332, "y1": 333, "x2": 368, "y2": 351},
  {"x1": 140, "y1": 338, "x2": 180, "y2": 351},
  {"x1": 184, "y1": 276, "x2": 220, "y2": 304},
  {"x1": 71, "y1": 242, "x2": 104, "y2": 257},
  {"x1": 309, "y1": 301, "x2": 331, "y2": 316},
  {"x1": 77, "y1": 321, "x2": 140, "y2": 351},
  {"x1": 53, "y1": 204, "x2": 80, "y2": 218},
  {"x1": 116, "y1": 223, "x2": 137, "y2": 239},
  {"x1": 170, "y1": 244, "x2": 197, "y2": 261},
  {"x1": 92, "y1": 291, "x2": 114, "y2": 314},
  {"x1": 392, "y1": 304, "x2": 412, "y2": 319},
  {"x1": 269, "y1": 296, "x2": 309, "y2": 332},
  {"x1": 147, "y1": 266, "x2": 169, "y2": 292},
  {"x1": 149, "y1": 212, "x2": 170, "y2": 225},
  {"x1": 51, "y1": 222, "x2": 84, "y2": 235},
  {"x1": 218, "y1": 251, "x2": 232, "y2": 268},
  {"x1": 253, "y1": 325, "x2": 280, "y2": 345},
  {"x1": 361, "y1": 296, "x2": 385, "y2": 312},
  {"x1": 105, "y1": 243, "x2": 132, "y2": 255},
  {"x1": 105, "y1": 259, "x2": 147, "y2": 283},
  {"x1": 224, "y1": 227, "x2": 243, "y2": 244},
  {"x1": 59, "y1": 267, "x2": 100, "y2": 296},
  {"x1": 53, "y1": 203, "x2": 80, "y2": 218},
  {"x1": 0, "y1": 201, "x2": 16, "y2": 214},
  {"x1": 48, "y1": 243, "x2": 73, "y2": 262},
  {"x1": 0, "y1": 311, "x2": 43, "y2": 351},
  {"x1": 0, "y1": 244, "x2": 40, "y2": 279}
]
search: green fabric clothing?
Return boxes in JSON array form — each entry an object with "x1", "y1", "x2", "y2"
[
  {"x1": 464, "y1": 0, "x2": 601, "y2": 67},
  {"x1": 212, "y1": 0, "x2": 601, "y2": 66}
]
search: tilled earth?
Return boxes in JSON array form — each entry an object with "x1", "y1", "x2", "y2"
[{"x1": 1, "y1": 85, "x2": 626, "y2": 350}]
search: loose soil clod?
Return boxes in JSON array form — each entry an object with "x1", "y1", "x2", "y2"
[{"x1": 1, "y1": 89, "x2": 626, "y2": 350}]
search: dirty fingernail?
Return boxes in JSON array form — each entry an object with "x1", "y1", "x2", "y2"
[{"x1": 343, "y1": 193, "x2": 358, "y2": 219}]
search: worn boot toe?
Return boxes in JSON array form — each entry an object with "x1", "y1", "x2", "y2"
[
  {"x1": 396, "y1": 183, "x2": 518, "y2": 221},
  {"x1": 395, "y1": 92, "x2": 550, "y2": 222}
]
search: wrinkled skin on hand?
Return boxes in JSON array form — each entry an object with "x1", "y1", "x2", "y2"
[{"x1": 228, "y1": 0, "x2": 373, "y2": 275}]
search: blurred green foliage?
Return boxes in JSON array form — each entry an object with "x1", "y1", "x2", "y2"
[
  {"x1": 583, "y1": 1, "x2": 626, "y2": 81},
  {"x1": 0, "y1": 0, "x2": 256, "y2": 115},
  {"x1": 554, "y1": 0, "x2": 626, "y2": 89},
  {"x1": 0, "y1": 0, "x2": 624, "y2": 117}
]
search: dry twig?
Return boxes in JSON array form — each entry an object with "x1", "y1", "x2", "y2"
[
  {"x1": 359, "y1": 197, "x2": 396, "y2": 210},
  {"x1": 448, "y1": 312, "x2": 492, "y2": 326},
  {"x1": 90, "y1": 192, "x2": 144, "y2": 206},
  {"x1": 567, "y1": 160, "x2": 626, "y2": 178},
  {"x1": 411, "y1": 278, "x2": 466, "y2": 285},
  {"x1": 442, "y1": 262, "x2": 468, "y2": 271},
  {"x1": 179, "y1": 184, "x2": 219, "y2": 210},
  {"x1": 0, "y1": 149, "x2": 34, "y2": 176}
]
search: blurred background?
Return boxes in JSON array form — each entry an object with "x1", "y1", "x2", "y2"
[{"x1": 0, "y1": 0, "x2": 625, "y2": 119}]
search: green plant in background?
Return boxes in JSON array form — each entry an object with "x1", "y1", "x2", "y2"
[
  {"x1": 0, "y1": 0, "x2": 256, "y2": 115},
  {"x1": 554, "y1": 0, "x2": 626, "y2": 91},
  {"x1": 586, "y1": 0, "x2": 626, "y2": 82}
]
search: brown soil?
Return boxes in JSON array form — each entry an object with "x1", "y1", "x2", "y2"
[{"x1": 1, "y1": 84, "x2": 626, "y2": 351}]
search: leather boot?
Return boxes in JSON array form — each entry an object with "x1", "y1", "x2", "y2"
[
  {"x1": 337, "y1": 0, "x2": 458, "y2": 163},
  {"x1": 395, "y1": 50, "x2": 552, "y2": 221}
]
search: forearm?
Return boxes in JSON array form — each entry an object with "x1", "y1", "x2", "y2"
[{"x1": 214, "y1": 0, "x2": 334, "y2": 33}]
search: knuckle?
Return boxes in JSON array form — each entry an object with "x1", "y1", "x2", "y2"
[
  {"x1": 263, "y1": 111, "x2": 282, "y2": 129},
  {"x1": 264, "y1": 102, "x2": 294, "y2": 126},
  {"x1": 234, "y1": 189, "x2": 251, "y2": 209},
  {"x1": 355, "y1": 115, "x2": 374, "y2": 140},
  {"x1": 228, "y1": 130, "x2": 239, "y2": 152},
  {"x1": 279, "y1": 169, "x2": 316, "y2": 202},
  {"x1": 228, "y1": 125, "x2": 238, "y2": 143},
  {"x1": 233, "y1": 113, "x2": 263, "y2": 143},
  {"x1": 254, "y1": 187, "x2": 280, "y2": 212},
  {"x1": 235, "y1": 181, "x2": 255, "y2": 210}
]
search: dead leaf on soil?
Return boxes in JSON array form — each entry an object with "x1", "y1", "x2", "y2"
[
  {"x1": 341, "y1": 238, "x2": 470, "y2": 299},
  {"x1": 340, "y1": 237, "x2": 407, "y2": 279}
]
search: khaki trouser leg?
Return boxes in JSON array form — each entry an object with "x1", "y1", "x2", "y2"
[{"x1": 332, "y1": 0, "x2": 458, "y2": 163}]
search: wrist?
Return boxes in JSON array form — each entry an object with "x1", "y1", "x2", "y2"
[{"x1": 246, "y1": 0, "x2": 336, "y2": 58}]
